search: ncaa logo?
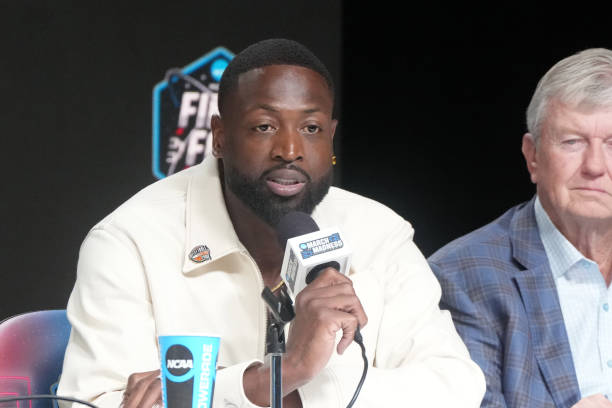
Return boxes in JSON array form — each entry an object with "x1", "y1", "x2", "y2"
[
  {"x1": 165, "y1": 344, "x2": 194, "y2": 378},
  {"x1": 152, "y1": 47, "x2": 234, "y2": 179}
]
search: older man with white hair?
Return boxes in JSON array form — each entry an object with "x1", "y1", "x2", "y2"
[{"x1": 430, "y1": 48, "x2": 612, "y2": 407}]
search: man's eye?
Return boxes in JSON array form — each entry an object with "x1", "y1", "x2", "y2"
[
  {"x1": 559, "y1": 138, "x2": 586, "y2": 151},
  {"x1": 255, "y1": 124, "x2": 273, "y2": 132},
  {"x1": 561, "y1": 138, "x2": 583, "y2": 147},
  {"x1": 303, "y1": 125, "x2": 321, "y2": 134}
]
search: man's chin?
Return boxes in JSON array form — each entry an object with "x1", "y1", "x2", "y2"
[
  {"x1": 568, "y1": 204, "x2": 612, "y2": 221},
  {"x1": 223, "y1": 163, "x2": 332, "y2": 227},
  {"x1": 255, "y1": 186, "x2": 332, "y2": 227},
  {"x1": 259, "y1": 194, "x2": 312, "y2": 225}
]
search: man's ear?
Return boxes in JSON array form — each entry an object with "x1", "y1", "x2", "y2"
[
  {"x1": 522, "y1": 133, "x2": 538, "y2": 184},
  {"x1": 210, "y1": 114, "x2": 225, "y2": 158}
]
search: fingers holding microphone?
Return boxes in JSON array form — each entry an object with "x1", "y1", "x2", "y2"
[
  {"x1": 285, "y1": 267, "x2": 367, "y2": 384},
  {"x1": 301, "y1": 267, "x2": 367, "y2": 353},
  {"x1": 275, "y1": 211, "x2": 366, "y2": 390}
]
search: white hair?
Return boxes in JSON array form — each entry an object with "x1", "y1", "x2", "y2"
[{"x1": 526, "y1": 48, "x2": 612, "y2": 145}]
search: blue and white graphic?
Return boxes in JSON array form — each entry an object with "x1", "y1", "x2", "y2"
[
  {"x1": 299, "y1": 233, "x2": 343, "y2": 259},
  {"x1": 152, "y1": 47, "x2": 234, "y2": 179},
  {"x1": 280, "y1": 227, "x2": 352, "y2": 299},
  {"x1": 159, "y1": 335, "x2": 220, "y2": 408}
]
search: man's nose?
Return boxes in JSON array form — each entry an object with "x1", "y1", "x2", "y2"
[
  {"x1": 582, "y1": 142, "x2": 607, "y2": 177},
  {"x1": 270, "y1": 126, "x2": 304, "y2": 162}
]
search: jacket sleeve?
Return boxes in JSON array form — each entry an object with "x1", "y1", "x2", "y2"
[
  {"x1": 298, "y1": 223, "x2": 486, "y2": 407},
  {"x1": 57, "y1": 226, "x2": 266, "y2": 408},
  {"x1": 429, "y1": 260, "x2": 508, "y2": 408}
]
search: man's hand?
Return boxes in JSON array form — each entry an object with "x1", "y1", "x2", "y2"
[
  {"x1": 243, "y1": 267, "x2": 367, "y2": 406},
  {"x1": 121, "y1": 370, "x2": 162, "y2": 408},
  {"x1": 572, "y1": 394, "x2": 612, "y2": 407},
  {"x1": 284, "y1": 267, "x2": 368, "y2": 381}
]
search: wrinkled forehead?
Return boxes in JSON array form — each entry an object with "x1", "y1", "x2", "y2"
[{"x1": 542, "y1": 98, "x2": 612, "y2": 134}]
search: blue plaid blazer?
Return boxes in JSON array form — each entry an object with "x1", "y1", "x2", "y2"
[{"x1": 429, "y1": 198, "x2": 581, "y2": 407}]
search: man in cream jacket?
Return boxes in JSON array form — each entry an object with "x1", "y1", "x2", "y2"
[{"x1": 58, "y1": 38, "x2": 484, "y2": 408}]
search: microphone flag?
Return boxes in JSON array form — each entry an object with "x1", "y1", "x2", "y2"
[{"x1": 277, "y1": 212, "x2": 352, "y2": 299}]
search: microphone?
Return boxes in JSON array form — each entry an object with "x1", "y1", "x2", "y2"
[
  {"x1": 275, "y1": 212, "x2": 368, "y2": 408},
  {"x1": 276, "y1": 212, "x2": 351, "y2": 299}
]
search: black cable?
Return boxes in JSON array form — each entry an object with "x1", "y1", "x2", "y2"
[
  {"x1": 0, "y1": 394, "x2": 99, "y2": 408},
  {"x1": 346, "y1": 329, "x2": 368, "y2": 408}
]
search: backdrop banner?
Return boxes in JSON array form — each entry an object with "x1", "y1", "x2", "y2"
[{"x1": 152, "y1": 47, "x2": 234, "y2": 179}]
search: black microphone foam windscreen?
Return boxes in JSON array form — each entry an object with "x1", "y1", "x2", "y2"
[{"x1": 276, "y1": 211, "x2": 319, "y2": 246}]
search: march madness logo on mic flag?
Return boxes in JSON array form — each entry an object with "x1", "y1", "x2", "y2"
[
  {"x1": 299, "y1": 233, "x2": 344, "y2": 259},
  {"x1": 152, "y1": 47, "x2": 234, "y2": 179}
]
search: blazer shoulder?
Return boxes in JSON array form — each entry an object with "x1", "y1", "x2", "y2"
[
  {"x1": 428, "y1": 201, "x2": 531, "y2": 276},
  {"x1": 91, "y1": 166, "x2": 197, "y2": 233}
]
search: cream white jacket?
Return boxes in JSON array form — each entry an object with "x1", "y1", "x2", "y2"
[{"x1": 58, "y1": 158, "x2": 484, "y2": 407}]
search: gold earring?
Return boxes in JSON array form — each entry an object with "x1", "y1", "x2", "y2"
[{"x1": 332, "y1": 155, "x2": 337, "y2": 166}]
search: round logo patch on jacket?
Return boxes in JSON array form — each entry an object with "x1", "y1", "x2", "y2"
[{"x1": 189, "y1": 245, "x2": 211, "y2": 263}]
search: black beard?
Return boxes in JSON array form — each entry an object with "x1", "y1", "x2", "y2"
[{"x1": 223, "y1": 162, "x2": 333, "y2": 227}]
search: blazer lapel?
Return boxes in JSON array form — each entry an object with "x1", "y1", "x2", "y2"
[{"x1": 510, "y1": 198, "x2": 580, "y2": 407}]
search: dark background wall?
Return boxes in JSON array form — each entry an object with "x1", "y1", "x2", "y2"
[
  {"x1": 341, "y1": 4, "x2": 612, "y2": 255},
  {"x1": 1, "y1": 2, "x2": 611, "y2": 319}
]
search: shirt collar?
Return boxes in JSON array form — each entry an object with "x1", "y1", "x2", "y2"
[
  {"x1": 534, "y1": 195, "x2": 587, "y2": 278},
  {"x1": 182, "y1": 156, "x2": 245, "y2": 274}
]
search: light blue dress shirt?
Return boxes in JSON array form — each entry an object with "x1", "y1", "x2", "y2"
[{"x1": 535, "y1": 196, "x2": 612, "y2": 399}]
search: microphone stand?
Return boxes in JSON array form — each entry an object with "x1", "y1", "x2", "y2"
[
  {"x1": 261, "y1": 285, "x2": 295, "y2": 408},
  {"x1": 266, "y1": 318, "x2": 285, "y2": 408}
]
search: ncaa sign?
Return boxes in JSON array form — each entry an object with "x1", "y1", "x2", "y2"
[{"x1": 152, "y1": 47, "x2": 234, "y2": 179}]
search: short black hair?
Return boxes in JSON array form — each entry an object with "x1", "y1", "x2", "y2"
[{"x1": 218, "y1": 38, "x2": 334, "y2": 116}]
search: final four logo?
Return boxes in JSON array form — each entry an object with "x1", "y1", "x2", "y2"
[{"x1": 152, "y1": 47, "x2": 235, "y2": 179}]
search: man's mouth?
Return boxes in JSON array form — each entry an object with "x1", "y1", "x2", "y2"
[
  {"x1": 573, "y1": 186, "x2": 609, "y2": 195},
  {"x1": 266, "y1": 179, "x2": 306, "y2": 197},
  {"x1": 264, "y1": 168, "x2": 309, "y2": 197}
]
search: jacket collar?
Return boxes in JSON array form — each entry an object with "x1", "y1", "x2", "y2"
[
  {"x1": 510, "y1": 196, "x2": 581, "y2": 407},
  {"x1": 509, "y1": 196, "x2": 549, "y2": 270},
  {"x1": 182, "y1": 157, "x2": 245, "y2": 274}
]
